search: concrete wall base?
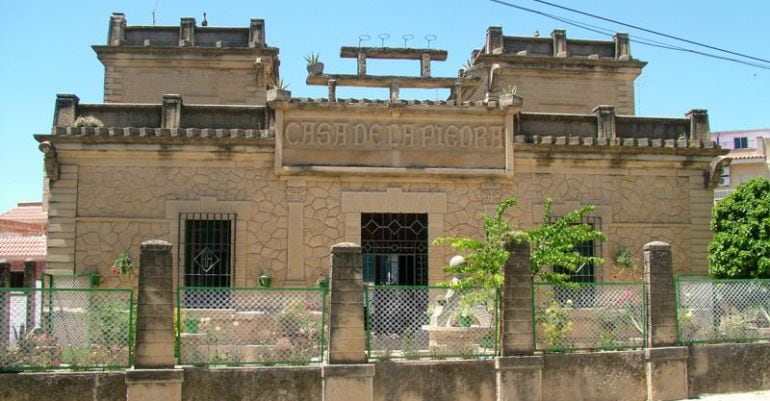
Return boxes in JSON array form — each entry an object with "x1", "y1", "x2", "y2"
[
  {"x1": 646, "y1": 347, "x2": 688, "y2": 401},
  {"x1": 322, "y1": 364, "x2": 375, "y2": 401},
  {"x1": 125, "y1": 369, "x2": 183, "y2": 401},
  {"x1": 496, "y1": 355, "x2": 544, "y2": 401}
]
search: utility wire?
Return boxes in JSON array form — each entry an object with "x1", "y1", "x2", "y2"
[
  {"x1": 488, "y1": 0, "x2": 770, "y2": 70},
  {"x1": 526, "y1": 0, "x2": 770, "y2": 66}
]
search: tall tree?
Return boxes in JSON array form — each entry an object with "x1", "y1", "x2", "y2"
[{"x1": 708, "y1": 177, "x2": 770, "y2": 278}]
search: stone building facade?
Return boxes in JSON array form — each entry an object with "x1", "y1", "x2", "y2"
[{"x1": 36, "y1": 14, "x2": 725, "y2": 288}]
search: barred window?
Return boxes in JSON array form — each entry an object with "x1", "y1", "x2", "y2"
[
  {"x1": 361, "y1": 213, "x2": 428, "y2": 286},
  {"x1": 178, "y1": 213, "x2": 236, "y2": 288}
]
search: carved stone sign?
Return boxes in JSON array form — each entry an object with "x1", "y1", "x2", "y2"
[{"x1": 280, "y1": 116, "x2": 508, "y2": 172}]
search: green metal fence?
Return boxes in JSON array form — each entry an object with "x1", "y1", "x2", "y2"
[
  {"x1": 176, "y1": 287, "x2": 327, "y2": 366},
  {"x1": 0, "y1": 288, "x2": 134, "y2": 371},
  {"x1": 676, "y1": 276, "x2": 770, "y2": 344},
  {"x1": 365, "y1": 285, "x2": 499, "y2": 361},
  {"x1": 533, "y1": 282, "x2": 647, "y2": 352},
  {"x1": 41, "y1": 273, "x2": 100, "y2": 289}
]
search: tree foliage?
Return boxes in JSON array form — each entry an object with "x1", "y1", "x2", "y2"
[
  {"x1": 434, "y1": 197, "x2": 605, "y2": 289},
  {"x1": 708, "y1": 177, "x2": 770, "y2": 278}
]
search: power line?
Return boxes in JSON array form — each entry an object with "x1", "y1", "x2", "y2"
[
  {"x1": 526, "y1": 0, "x2": 770, "y2": 66},
  {"x1": 488, "y1": 0, "x2": 770, "y2": 71}
]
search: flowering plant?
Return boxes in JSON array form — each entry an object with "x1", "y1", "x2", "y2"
[
  {"x1": 112, "y1": 251, "x2": 136, "y2": 278},
  {"x1": 316, "y1": 271, "x2": 329, "y2": 288}
]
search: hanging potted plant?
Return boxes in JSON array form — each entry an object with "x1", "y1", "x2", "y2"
[
  {"x1": 316, "y1": 271, "x2": 329, "y2": 291},
  {"x1": 258, "y1": 269, "x2": 272, "y2": 288},
  {"x1": 112, "y1": 250, "x2": 136, "y2": 280},
  {"x1": 304, "y1": 52, "x2": 324, "y2": 76}
]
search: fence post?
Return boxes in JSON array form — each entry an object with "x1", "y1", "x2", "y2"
[
  {"x1": 323, "y1": 242, "x2": 374, "y2": 401},
  {"x1": 643, "y1": 241, "x2": 688, "y2": 401},
  {"x1": 24, "y1": 259, "x2": 37, "y2": 331},
  {"x1": 126, "y1": 240, "x2": 183, "y2": 401},
  {"x1": 0, "y1": 260, "x2": 10, "y2": 351},
  {"x1": 496, "y1": 239, "x2": 544, "y2": 401}
]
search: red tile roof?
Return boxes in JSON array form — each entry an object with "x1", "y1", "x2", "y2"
[
  {"x1": 0, "y1": 235, "x2": 47, "y2": 260},
  {"x1": 0, "y1": 202, "x2": 47, "y2": 225}
]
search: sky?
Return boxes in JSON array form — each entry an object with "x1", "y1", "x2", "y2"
[{"x1": 0, "y1": 0, "x2": 768, "y2": 212}]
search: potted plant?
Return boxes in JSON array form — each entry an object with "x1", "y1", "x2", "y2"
[
  {"x1": 266, "y1": 78, "x2": 291, "y2": 101},
  {"x1": 498, "y1": 85, "x2": 521, "y2": 107},
  {"x1": 112, "y1": 251, "x2": 136, "y2": 279},
  {"x1": 258, "y1": 269, "x2": 272, "y2": 288},
  {"x1": 316, "y1": 271, "x2": 329, "y2": 290},
  {"x1": 304, "y1": 52, "x2": 324, "y2": 76}
]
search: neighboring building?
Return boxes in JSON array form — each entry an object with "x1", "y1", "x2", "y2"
[
  {"x1": 711, "y1": 129, "x2": 770, "y2": 202},
  {"x1": 35, "y1": 14, "x2": 725, "y2": 288},
  {"x1": 0, "y1": 202, "x2": 47, "y2": 286}
]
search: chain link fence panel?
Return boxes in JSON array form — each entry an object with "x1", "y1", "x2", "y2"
[
  {"x1": 177, "y1": 287, "x2": 326, "y2": 366},
  {"x1": 534, "y1": 283, "x2": 646, "y2": 352},
  {"x1": 365, "y1": 286, "x2": 498, "y2": 361},
  {"x1": 676, "y1": 278, "x2": 770, "y2": 344},
  {"x1": 0, "y1": 288, "x2": 134, "y2": 371}
]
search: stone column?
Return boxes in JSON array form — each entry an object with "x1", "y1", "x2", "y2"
[
  {"x1": 54, "y1": 94, "x2": 79, "y2": 127},
  {"x1": 108, "y1": 13, "x2": 127, "y2": 46},
  {"x1": 24, "y1": 259, "x2": 37, "y2": 331},
  {"x1": 127, "y1": 240, "x2": 182, "y2": 401},
  {"x1": 686, "y1": 109, "x2": 710, "y2": 142},
  {"x1": 0, "y1": 260, "x2": 10, "y2": 351},
  {"x1": 135, "y1": 240, "x2": 175, "y2": 368},
  {"x1": 389, "y1": 80, "x2": 400, "y2": 103},
  {"x1": 496, "y1": 239, "x2": 543, "y2": 401},
  {"x1": 594, "y1": 105, "x2": 616, "y2": 141},
  {"x1": 643, "y1": 241, "x2": 688, "y2": 401},
  {"x1": 249, "y1": 19, "x2": 265, "y2": 48},
  {"x1": 324, "y1": 243, "x2": 373, "y2": 401},
  {"x1": 179, "y1": 17, "x2": 195, "y2": 47},
  {"x1": 328, "y1": 79, "x2": 337, "y2": 102},
  {"x1": 486, "y1": 26, "x2": 504, "y2": 54},
  {"x1": 420, "y1": 54, "x2": 431, "y2": 78},
  {"x1": 614, "y1": 33, "x2": 631, "y2": 61},
  {"x1": 161, "y1": 95, "x2": 183, "y2": 129},
  {"x1": 357, "y1": 52, "x2": 367, "y2": 76},
  {"x1": 552, "y1": 29, "x2": 567, "y2": 57}
]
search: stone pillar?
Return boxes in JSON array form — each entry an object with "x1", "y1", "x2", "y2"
[
  {"x1": 108, "y1": 13, "x2": 127, "y2": 46},
  {"x1": 357, "y1": 52, "x2": 367, "y2": 76},
  {"x1": 54, "y1": 94, "x2": 79, "y2": 127},
  {"x1": 454, "y1": 80, "x2": 463, "y2": 104},
  {"x1": 643, "y1": 241, "x2": 688, "y2": 401},
  {"x1": 127, "y1": 240, "x2": 182, "y2": 401},
  {"x1": 594, "y1": 105, "x2": 616, "y2": 141},
  {"x1": 328, "y1": 242, "x2": 366, "y2": 363},
  {"x1": 486, "y1": 26, "x2": 504, "y2": 54},
  {"x1": 552, "y1": 29, "x2": 567, "y2": 57},
  {"x1": 500, "y1": 239, "x2": 535, "y2": 355},
  {"x1": 135, "y1": 240, "x2": 175, "y2": 368},
  {"x1": 249, "y1": 19, "x2": 265, "y2": 48},
  {"x1": 328, "y1": 79, "x2": 337, "y2": 102},
  {"x1": 161, "y1": 95, "x2": 183, "y2": 129},
  {"x1": 389, "y1": 80, "x2": 400, "y2": 103},
  {"x1": 324, "y1": 243, "x2": 373, "y2": 401},
  {"x1": 179, "y1": 17, "x2": 195, "y2": 47},
  {"x1": 686, "y1": 109, "x2": 710, "y2": 142},
  {"x1": 496, "y1": 239, "x2": 543, "y2": 401},
  {"x1": 0, "y1": 260, "x2": 10, "y2": 351},
  {"x1": 420, "y1": 53, "x2": 431, "y2": 78},
  {"x1": 24, "y1": 259, "x2": 36, "y2": 331},
  {"x1": 614, "y1": 33, "x2": 631, "y2": 61}
]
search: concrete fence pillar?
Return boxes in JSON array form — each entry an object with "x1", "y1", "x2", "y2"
[
  {"x1": 127, "y1": 240, "x2": 182, "y2": 401},
  {"x1": 0, "y1": 260, "x2": 10, "y2": 351},
  {"x1": 643, "y1": 241, "x2": 688, "y2": 401},
  {"x1": 325, "y1": 242, "x2": 374, "y2": 401},
  {"x1": 496, "y1": 239, "x2": 543, "y2": 401},
  {"x1": 24, "y1": 259, "x2": 37, "y2": 331}
]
